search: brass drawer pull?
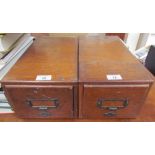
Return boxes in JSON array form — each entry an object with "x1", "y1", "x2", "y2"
[
  {"x1": 26, "y1": 98, "x2": 59, "y2": 110},
  {"x1": 96, "y1": 98, "x2": 128, "y2": 111}
]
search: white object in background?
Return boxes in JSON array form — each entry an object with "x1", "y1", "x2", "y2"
[
  {"x1": 0, "y1": 33, "x2": 23, "y2": 52},
  {"x1": 0, "y1": 92, "x2": 7, "y2": 102},
  {"x1": 0, "y1": 37, "x2": 34, "y2": 81},
  {"x1": 0, "y1": 91, "x2": 11, "y2": 111},
  {"x1": 0, "y1": 102, "x2": 10, "y2": 108},
  {"x1": 0, "y1": 108, "x2": 13, "y2": 113},
  {"x1": 0, "y1": 34, "x2": 32, "y2": 64},
  {"x1": 125, "y1": 33, "x2": 140, "y2": 53},
  {"x1": 134, "y1": 45, "x2": 150, "y2": 63}
]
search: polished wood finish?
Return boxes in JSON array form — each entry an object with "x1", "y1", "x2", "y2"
[
  {"x1": 82, "y1": 84, "x2": 149, "y2": 118},
  {"x1": 4, "y1": 85, "x2": 74, "y2": 118},
  {"x1": 0, "y1": 80, "x2": 155, "y2": 122},
  {"x1": 79, "y1": 36, "x2": 154, "y2": 118},
  {"x1": 2, "y1": 37, "x2": 78, "y2": 82},
  {"x1": 79, "y1": 36, "x2": 153, "y2": 82},
  {"x1": 1, "y1": 35, "x2": 154, "y2": 121},
  {"x1": 1, "y1": 37, "x2": 78, "y2": 118}
]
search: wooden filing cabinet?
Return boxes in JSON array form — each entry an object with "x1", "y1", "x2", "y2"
[
  {"x1": 79, "y1": 36, "x2": 154, "y2": 118},
  {"x1": 1, "y1": 37, "x2": 78, "y2": 118},
  {"x1": 1, "y1": 35, "x2": 154, "y2": 120}
]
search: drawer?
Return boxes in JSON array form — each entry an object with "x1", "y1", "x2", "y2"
[
  {"x1": 4, "y1": 85, "x2": 74, "y2": 118},
  {"x1": 81, "y1": 84, "x2": 149, "y2": 118}
]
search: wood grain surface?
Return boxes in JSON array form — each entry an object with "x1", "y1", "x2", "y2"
[
  {"x1": 79, "y1": 36, "x2": 153, "y2": 83},
  {"x1": 0, "y1": 79, "x2": 154, "y2": 122},
  {"x1": 2, "y1": 37, "x2": 78, "y2": 83},
  {"x1": 1, "y1": 37, "x2": 78, "y2": 119},
  {"x1": 78, "y1": 36, "x2": 154, "y2": 118},
  {"x1": 0, "y1": 34, "x2": 154, "y2": 121}
]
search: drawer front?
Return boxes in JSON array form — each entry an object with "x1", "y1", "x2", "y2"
[
  {"x1": 81, "y1": 84, "x2": 149, "y2": 118},
  {"x1": 4, "y1": 85, "x2": 74, "y2": 118}
]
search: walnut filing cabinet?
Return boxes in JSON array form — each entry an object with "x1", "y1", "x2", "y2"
[
  {"x1": 79, "y1": 36, "x2": 154, "y2": 118},
  {"x1": 1, "y1": 36, "x2": 154, "y2": 119},
  {"x1": 1, "y1": 37, "x2": 78, "y2": 118}
]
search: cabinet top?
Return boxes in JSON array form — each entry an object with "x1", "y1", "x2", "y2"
[
  {"x1": 2, "y1": 37, "x2": 78, "y2": 83},
  {"x1": 79, "y1": 36, "x2": 154, "y2": 83}
]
